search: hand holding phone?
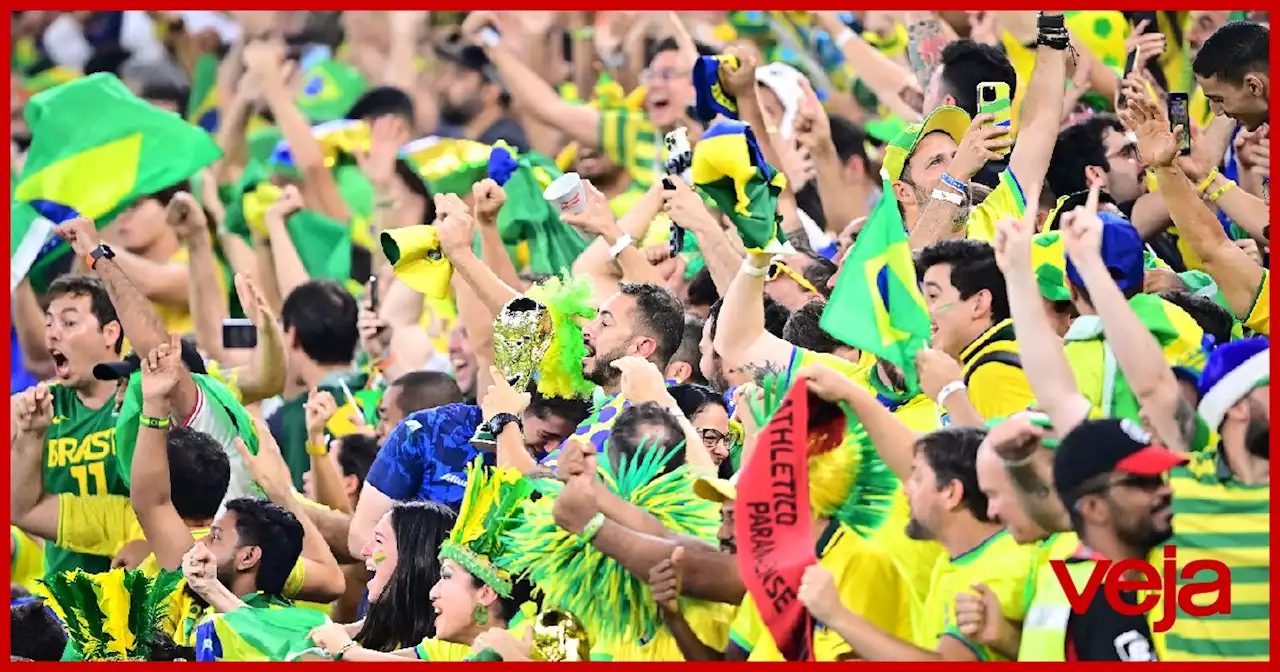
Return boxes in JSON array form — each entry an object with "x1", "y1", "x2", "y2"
[
  {"x1": 1167, "y1": 93, "x2": 1191, "y2": 156},
  {"x1": 977, "y1": 82, "x2": 1013, "y2": 157}
]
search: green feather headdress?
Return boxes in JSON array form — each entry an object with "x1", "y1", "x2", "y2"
[
  {"x1": 500, "y1": 441, "x2": 719, "y2": 646},
  {"x1": 439, "y1": 460, "x2": 535, "y2": 598},
  {"x1": 39, "y1": 568, "x2": 184, "y2": 661},
  {"x1": 526, "y1": 275, "x2": 597, "y2": 399},
  {"x1": 748, "y1": 373, "x2": 896, "y2": 532}
]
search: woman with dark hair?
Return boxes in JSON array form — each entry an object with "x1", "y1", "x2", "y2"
[
  {"x1": 668, "y1": 384, "x2": 733, "y2": 467},
  {"x1": 352, "y1": 500, "x2": 457, "y2": 651}
]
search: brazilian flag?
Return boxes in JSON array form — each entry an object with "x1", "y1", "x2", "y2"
[
  {"x1": 195, "y1": 602, "x2": 331, "y2": 661},
  {"x1": 11, "y1": 73, "x2": 222, "y2": 287},
  {"x1": 819, "y1": 179, "x2": 932, "y2": 395},
  {"x1": 295, "y1": 59, "x2": 368, "y2": 123},
  {"x1": 690, "y1": 119, "x2": 787, "y2": 254},
  {"x1": 487, "y1": 145, "x2": 590, "y2": 275},
  {"x1": 186, "y1": 53, "x2": 220, "y2": 132}
]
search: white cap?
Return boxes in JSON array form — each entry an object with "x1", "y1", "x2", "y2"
[{"x1": 755, "y1": 62, "x2": 808, "y2": 138}]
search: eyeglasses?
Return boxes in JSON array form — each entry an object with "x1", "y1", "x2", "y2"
[
  {"x1": 1077, "y1": 473, "x2": 1167, "y2": 499},
  {"x1": 699, "y1": 428, "x2": 730, "y2": 448},
  {"x1": 641, "y1": 67, "x2": 686, "y2": 84},
  {"x1": 766, "y1": 261, "x2": 820, "y2": 295}
]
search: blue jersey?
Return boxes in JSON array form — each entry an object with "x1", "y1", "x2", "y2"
[{"x1": 364, "y1": 404, "x2": 492, "y2": 511}]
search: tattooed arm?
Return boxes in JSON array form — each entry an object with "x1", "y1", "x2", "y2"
[
  {"x1": 1006, "y1": 449, "x2": 1071, "y2": 533},
  {"x1": 905, "y1": 13, "x2": 948, "y2": 95},
  {"x1": 712, "y1": 254, "x2": 794, "y2": 382}
]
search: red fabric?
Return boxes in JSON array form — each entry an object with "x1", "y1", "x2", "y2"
[{"x1": 733, "y1": 378, "x2": 817, "y2": 661}]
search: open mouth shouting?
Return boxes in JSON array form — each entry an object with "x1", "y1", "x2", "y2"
[{"x1": 50, "y1": 348, "x2": 71, "y2": 379}]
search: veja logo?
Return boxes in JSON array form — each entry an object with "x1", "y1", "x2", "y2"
[{"x1": 1050, "y1": 546, "x2": 1231, "y2": 633}]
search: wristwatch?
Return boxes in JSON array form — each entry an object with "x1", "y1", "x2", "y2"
[
  {"x1": 87, "y1": 243, "x2": 115, "y2": 270},
  {"x1": 488, "y1": 412, "x2": 523, "y2": 437}
]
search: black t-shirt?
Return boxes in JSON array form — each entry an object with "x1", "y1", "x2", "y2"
[
  {"x1": 1066, "y1": 586, "x2": 1160, "y2": 661},
  {"x1": 477, "y1": 116, "x2": 530, "y2": 153}
]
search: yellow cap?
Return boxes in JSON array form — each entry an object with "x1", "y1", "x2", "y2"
[{"x1": 880, "y1": 106, "x2": 971, "y2": 183}]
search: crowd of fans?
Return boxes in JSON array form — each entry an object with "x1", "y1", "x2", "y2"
[{"x1": 8, "y1": 9, "x2": 1270, "y2": 663}]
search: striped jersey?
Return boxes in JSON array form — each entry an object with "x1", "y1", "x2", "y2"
[
  {"x1": 598, "y1": 109, "x2": 661, "y2": 190},
  {"x1": 1155, "y1": 450, "x2": 1268, "y2": 661}
]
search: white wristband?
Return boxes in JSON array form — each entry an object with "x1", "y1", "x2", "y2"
[
  {"x1": 931, "y1": 189, "x2": 964, "y2": 205},
  {"x1": 608, "y1": 233, "x2": 633, "y2": 259},
  {"x1": 741, "y1": 260, "x2": 769, "y2": 277},
  {"x1": 836, "y1": 28, "x2": 856, "y2": 49},
  {"x1": 935, "y1": 380, "x2": 967, "y2": 407}
]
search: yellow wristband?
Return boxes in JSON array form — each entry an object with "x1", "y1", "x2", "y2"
[
  {"x1": 306, "y1": 441, "x2": 329, "y2": 457},
  {"x1": 1208, "y1": 181, "x2": 1237, "y2": 203},
  {"x1": 1196, "y1": 169, "x2": 1219, "y2": 194}
]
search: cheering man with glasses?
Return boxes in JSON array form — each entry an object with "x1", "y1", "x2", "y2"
[{"x1": 1017, "y1": 418, "x2": 1183, "y2": 661}]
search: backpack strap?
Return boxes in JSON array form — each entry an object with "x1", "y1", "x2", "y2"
[{"x1": 963, "y1": 351, "x2": 1023, "y2": 385}]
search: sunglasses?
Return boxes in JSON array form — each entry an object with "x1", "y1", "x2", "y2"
[{"x1": 766, "y1": 261, "x2": 820, "y2": 295}]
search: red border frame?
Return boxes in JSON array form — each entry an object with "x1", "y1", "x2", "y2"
[{"x1": 4, "y1": 3, "x2": 1277, "y2": 668}]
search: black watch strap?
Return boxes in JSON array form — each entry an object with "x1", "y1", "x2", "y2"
[
  {"x1": 489, "y1": 412, "x2": 522, "y2": 436},
  {"x1": 88, "y1": 243, "x2": 115, "y2": 269}
]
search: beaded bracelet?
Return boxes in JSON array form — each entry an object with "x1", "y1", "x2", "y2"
[{"x1": 1196, "y1": 169, "x2": 1220, "y2": 194}]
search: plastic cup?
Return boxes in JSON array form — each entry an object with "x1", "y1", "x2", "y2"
[{"x1": 543, "y1": 172, "x2": 588, "y2": 215}]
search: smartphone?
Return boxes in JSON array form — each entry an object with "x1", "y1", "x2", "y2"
[
  {"x1": 1167, "y1": 93, "x2": 1191, "y2": 155},
  {"x1": 977, "y1": 82, "x2": 1013, "y2": 157},
  {"x1": 669, "y1": 221, "x2": 686, "y2": 259},
  {"x1": 367, "y1": 274, "x2": 380, "y2": 312},
  {"x1": 221, "y1": 318, "x2": 257, "y2": 349}
]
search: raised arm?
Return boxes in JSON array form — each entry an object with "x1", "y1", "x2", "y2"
[
  {"x1": 1121, "y1": 95, "x2": 1267, "y2": 322},
  {"x1": 132, "y1": 337, "x2": 200, "y2": 571},
  {"x1": 462, "y1": 12, "x2": 600, "y2": 147},
  {"x1": 52, "y1": 217, "x2": 200, "y2": 422}
]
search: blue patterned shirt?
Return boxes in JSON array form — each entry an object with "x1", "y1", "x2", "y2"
[{"x1": 364, "y1": 404, "x2": 492, "y2": 511}]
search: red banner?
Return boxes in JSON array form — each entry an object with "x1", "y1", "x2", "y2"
[{"x1": 734, "y1": 378, "x2": 816, "y2": 661}]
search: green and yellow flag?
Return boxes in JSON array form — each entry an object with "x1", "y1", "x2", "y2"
[
  {"x1": 11, "y1": 73, "x2": 222, "y2": 287},
  {"x1": 295, "y1": 59, "x2": 368, "y2": 123},
  {"x1": 194, "y1": 602, "x2": 331, "y2": 661},
  {"x1": 186, "y1": 53, "x2": 220, "y2": 132},
  {"x1": 820, "y1": 181, "x2": 932, "y2": 395},
  {"x1": 487, "y1": 145, "x2": 590, "y2": 275},
  {"x1": 691, "y1": 119, "x2": 787, "y2": 253}
]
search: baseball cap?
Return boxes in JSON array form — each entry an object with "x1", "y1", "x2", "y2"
[
  {"x1": 436, "y1": 35, "x2": 503, "y2": 87},
  {"x1": 93, "y1": 340, "x2": 208, "y2": 381},
  {"x1": 1064, "y1": 211, "x2": 1145, "y2": 294},
  {"x1": 755, "y1": 62, "x2": 806, "y2": 138},
  {"x1": 693, "y1": 471, "x2": 739, "y2": 503},
  {"x1": 1053, "y1": 418, "x2": 1188, "y2": 508},
  {"x1": 881, "y1": 106, "x2": 971, "y2": 183}
]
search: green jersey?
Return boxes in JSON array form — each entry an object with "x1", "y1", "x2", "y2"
[
  {"x1": 43, "y1": 383, "x2": 130, "y2": 576},
  {"x1": 266, "y1": 371, "x2": 370, "y2": 491}
]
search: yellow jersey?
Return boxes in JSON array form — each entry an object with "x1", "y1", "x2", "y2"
[
  {"x1": 152, "y1": 247, "x2": 230, "y2": 337},
  {"x1": 591, "y1": 602, "x2": 736, "y2": 661},
  {"x1": 1244, "y1": 270, "x2": 1269, "y2": 336},
  {"x1": 920, "y1": 528, "x2": 1035, "y2": 660},
  {"x1": 728, "y1": 523, "x2": 914, "y2": 660}
]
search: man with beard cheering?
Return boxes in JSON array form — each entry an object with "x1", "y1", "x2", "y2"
[
  {"x1": 541, "y1": 282, "x2": 686, "y2": 467},
  {"x1": 433, "y1": 33, "x2": 530, "y2": 152}
]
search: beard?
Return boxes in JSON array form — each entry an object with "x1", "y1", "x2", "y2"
[
  {"x1": 584, "y1": 343, "x2": 630, "y2": 387},
  {"x1": 1246, "y1": 416, "x2": 1269, "y2": 459},
  {"x1": 438, "y1": 97, "x2": 480, "y2": 126},
  {"x1": 905, "y1": 517, "x2": 934, "y2": 541},
  {"x1": 1117, "y1": 495, "x2": 1175, "y2": 552}
]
